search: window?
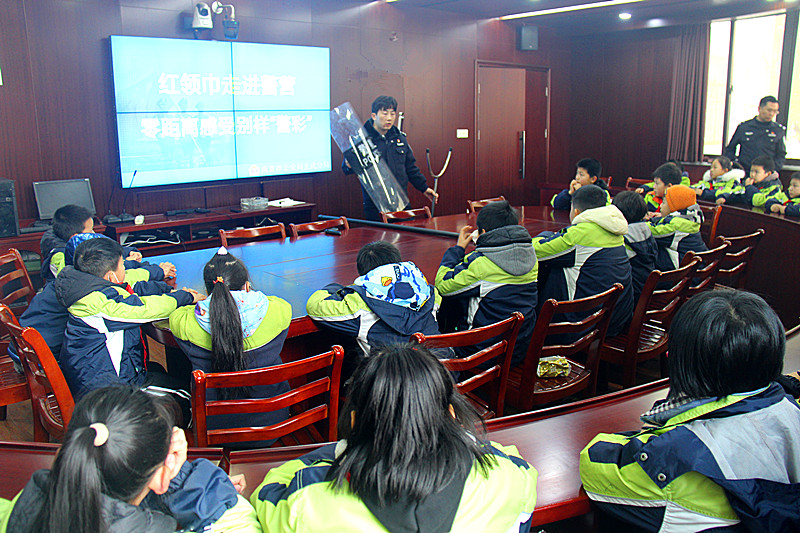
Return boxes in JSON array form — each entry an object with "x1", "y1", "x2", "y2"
[
  {"x1": 786, "y1": 30, "x2": 800, "y2": 159},
  {"x1": 704, "y1": 12, "x2": 798, "y2": 160}
]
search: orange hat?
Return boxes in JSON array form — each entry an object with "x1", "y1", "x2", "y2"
[{"x1": 665, "y1": 185, "x2": 696, "y2": 212}]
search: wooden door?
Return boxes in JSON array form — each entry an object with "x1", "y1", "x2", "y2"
[{"x1": 476, "y1": 65, "x2": 549, "y2": 206}]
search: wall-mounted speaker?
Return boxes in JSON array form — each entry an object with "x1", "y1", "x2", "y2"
[
  {"x1": 0, "y1": 179, "x2": 19, "y2": 238},
  {"x1": 517, "y1": 25, "x2": 539, "y2": 51}
]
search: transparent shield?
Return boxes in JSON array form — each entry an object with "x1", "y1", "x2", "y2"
[{"x1": 330, "y1": 102, "x2": 409, "y2": 213}]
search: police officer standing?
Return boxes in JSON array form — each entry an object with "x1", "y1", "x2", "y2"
[
  {"x1": 723, "y1": 95, "x2": 786, "y2": 172},
  {"x1": 343, "y1": 96, "x2": 438, "y2": 221}
]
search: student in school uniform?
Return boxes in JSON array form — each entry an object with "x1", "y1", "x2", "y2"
[
  {"x1": 650, "y1": 184, "x2": 708, "y2": 272},
  {"x1": 534, "y1": 184, "x2": 633, "y2": 338},
  {"x1": 720, "y1": 155, "x2": 785, "y2": 209},
  {"x1": 581, "y1": 290, "x2": 800, "y2": 532},
  {"x1": 612, "y1": 191, "x2": 658, "y2": 305},
  {"x1": 766, "y1": 171, "x2": 800, "y2": 217},
  {"x1": 551, "y1": 158, "x2": 611, "y2": 210}
]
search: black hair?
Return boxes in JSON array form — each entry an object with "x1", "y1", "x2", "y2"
[
  {"x1": 576, "y1": 158, "x2": 602, "y2": 181},
  {"x1": 750, "y1": 155, "x2": 775, "y2": 173},
  {"x1": 652, "y1": 162, "x2": 682, "y2": 186},
  {"x1": 572, "y1": 184, "x2": 607, "y2": 212},
  {"x1": 759, "y1": 95, "x2": 778, "y2": 108},
  {"x1": 356, "y1": 241, "x2": 401, "y2": 276},
  {"x1": 52, "y1": 205, "x2": 93, "y2": 242},
  {"x1": 372, "y1": 95, "x2": 398, "y2": 114},
  {"x1": 332, "y1": 344, "x2": 493, "y2": 505},
  {"x1": 666, "y1": 159, "x2": 684, "y2": 172},
  {"x1": 667, "y1": 291, "x2": 784, "y2": 401},
  {"x1": 74, "y1": 238, "x2": 123, "y2": 278},
  {"x1": 713, "y1": 155, "x2": 733, "y2": 172},
  {"x1": 612, "y1": 191, "x2": 647, "y2": 223},
  {"x1": 203, "y1": 252, "x2": 250, "y2": 400},
  {"x1": 476, "y1": 200, "x2": 519, "y2": 232},
  {"x1": 790, "y1": 171, "x2": 800, "y2": 184},
  {"x1": 31, "y1": 387, "x2": 174, "y2": 533}
]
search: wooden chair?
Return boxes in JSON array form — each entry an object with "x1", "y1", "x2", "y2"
[
  {"x1": 712, "y1": 229, "x2": 765, "y2": 289},
  {"x1": 380, "y1": 206, "x2": 431, "y2": 223},
  {"x1": 0, "y1": 304, "x2": 73, "y2": 442},
  {"x1": 506, "y1": 284, "x2": 623, "y2": 412},
  {"x1": 467, "y1": 196, "x2": 506, "y2": 214},
  {"x1": 410, "y1": 312, "x2": 524, "y2": 419},
  {"x1": 219, "y1": 223, "x2": 286, "y2": 247},
  {"x1": 191, "y1": 345, "x2": 344, "y2": 448},
  {"x1": 597, "y1": 176, "x2": 613, "y2": 187},
  {"x1": 681, "y1": 241, "x2": 729, "y2": 298},
  {"x1": 288, "y1": 217, "x2": 349, "y2": 239},
  {"x1": 600, "y1": 259, "x2": 699, "y2": 389},
  {"x1": 0, "y1": 249, "x2": 36, "y2": 316},
  {"x1": 0, "y1": 306, "x2": 33, "y2": 425},
  {"x1": 626, "y1": 177, "x2": 650, "y2": 190},
  {"x1": 697, "y1": 203, "x2": 722, "y2": 245}
]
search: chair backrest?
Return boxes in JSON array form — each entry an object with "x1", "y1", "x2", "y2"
[
  {"x1": 597, "y1": 176, "x2": 612, "y2": 187},
  {"x1": 410, "y1": 312, "x2": 524, "y2": 418},
  {"x1": 697, "y1": 203, "x2": 722, "y2": 245},
  {"x1": 288, "y1": 217, "x2": 349, "y2": 239},
  {"x1": 713, "y1": 229, "x2": 765, "y2": 289},
  {"x1": 380, "y1": 206, "x2": 432, "y2": 223},
  {"x1": 0, "y1": 304, "x2": 74, "y2": 441},
  {"x1": 681, "y1": 241, "x2": 730, "y2": 298},
  {"x1": 628, "y1": 258, "x2": 699, "y2": 343},
  {"x1": 517, "y1": 284, "x2": 623, "y2": 402},
  {"x1": 467, "y1": 196, "x2": 506, "y2": 214},
  {"x1": 625, "y1": 177, "x2": 650, "y2": 190},
  {"x1": 191, "y1": 345, "x2": 344, "y2": 447},
  {"x1": 219, "y1": 223, "x2": 286, "y2": 247},
  {"x1": 0, "y1": 249, "x2": 35, "y2": 316}
]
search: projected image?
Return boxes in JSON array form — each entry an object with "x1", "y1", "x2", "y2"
[{"x1": 110, "y1": 36, "x2": 331, "y2": 188}]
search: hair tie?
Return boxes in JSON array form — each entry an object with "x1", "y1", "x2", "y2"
[
  {"x1": 217, "y1": 246, "x2": 229, "y2": 255},
  {"x1": 89, "y1": 422, "x2": 109, "y2": 447},
  {"x1": 213, "y1": 276, "x2": 225, "y2": 285}
]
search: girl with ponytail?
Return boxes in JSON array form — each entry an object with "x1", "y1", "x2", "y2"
[
  {"x1": 169, "y1": 247, "x2": 292, "y2": 446},
  {"x1": 2, "y1": 386, "x2": 260, "y2": 532}
]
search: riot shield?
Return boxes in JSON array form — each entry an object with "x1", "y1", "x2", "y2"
[{"x1": 330, "y1": 102, "x2": 409, "y2": 213}]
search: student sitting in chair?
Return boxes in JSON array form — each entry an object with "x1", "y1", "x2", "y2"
[
  {"x1": 581, "y1": 290, "x2": 800, "y2": 532},
  {"x1": 766, "y1": 171, "x2": 800, "y2": 217},
  {"x1": 612, "y1": 191, "x2": 658, "y2": 305},
  {"x1": 435, "y1": 200, "x2": 537, "y2": 366},
  {"x1": 650, "y1": 184, "x2": 708, "y2": 272},
  {"x1": 306, "y1": 241, "x2": 443, "y2": 359},
  {"x1": 719, "y1": 155, "x2": 785, "y2": 208},
  {"x1": 641, "y1": 162, "x2": 684, "y2": 214},
  {"x1": 534, "y1": 184, "x2": 633, "y2": 338},
  {"x1": 693, "y1": 155, "x2": 745, "y2": 205},
  {"x1": 169, "y1": 247, "x2": 292, "y2": 445},
  {"x1": 55, "y1": 238, "x2": 201, "y2": 416},
  {"x1": 251, "y1": 344, "x2": 538, "y2": 532},
  {"x1": 551, "y1": 158, "x2": 610, "y2": 210}
]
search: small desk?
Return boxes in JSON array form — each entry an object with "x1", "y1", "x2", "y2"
[{"x1": 227, "y1": 379, "x2": 669, "y2": 527}]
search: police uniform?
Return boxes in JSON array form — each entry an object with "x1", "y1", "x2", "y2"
[
  {"x1": 342, "y1": 119, "x2": 430, "y2": 221},
  {"x1": 723, "y1": 117, "x2": 787, "y2": 171}
]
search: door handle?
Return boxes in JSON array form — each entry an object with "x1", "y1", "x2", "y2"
[{"x1": 519, "y1": 131, "x2": 526, "y2": 180}]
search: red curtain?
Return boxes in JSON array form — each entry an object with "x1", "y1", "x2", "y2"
[{"x1": 666, "y1": 24, "x2": 710, "y2": 162}]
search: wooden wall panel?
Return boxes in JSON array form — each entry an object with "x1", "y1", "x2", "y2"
[
  {"x1": 569, "y1": 28, "x2": 681, "y2": 184},
  {"x1": 3, "y1": 0, "x2": 571, "y2": 222}
]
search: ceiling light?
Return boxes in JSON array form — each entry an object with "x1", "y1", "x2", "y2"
[
  {"x1": 619, "y1": 12, "x2": 632, "y2": 20},
  {"x1": 500, "y1": 0, "x2": 645, "y2": 20}
]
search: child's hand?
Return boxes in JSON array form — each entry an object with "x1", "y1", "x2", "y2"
[
  {"x1": 643, "y1": 211, "x2": 657, "y2": 221},
  {"x1": 569, "y1": 179, "x2": 581, "y2": 194},
  {"x1": 160, "y1": 262, "x2": 176, "y2": 278},
  {"x1": 745, "y1": 177, "x2": 755, "y2": 186},
  {"x1": 228, "y1": 474, "x2": 247, "y2": 494},
  {"x1": 716, "y1": 198, "x2": 726, "y2": 205},
  {"x1": 771, "y1": 204, "x2": 785, "y2": 214},
  {"x1": 634, "y1": 187, "x2": 645, "y2": 194},
  {"x1": 183, "y1": 287, "x2": 205, "y2": 303},
  {"x1": 457, "y1": 225, "x2": 474, "y2": 249},
  {"x1": 126, "y1": 251, "x2": 143, "y2": 262}
]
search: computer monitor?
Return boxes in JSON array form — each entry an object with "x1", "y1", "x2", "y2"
[{"x1": 33, "y1": 179, "x2": 97, "y2": 221}]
